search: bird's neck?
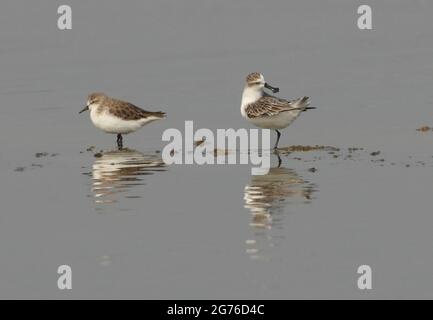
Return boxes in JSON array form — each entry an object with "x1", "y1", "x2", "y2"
[{"x1": 241, "y1": 86, "x2": 263, "y2": 109}]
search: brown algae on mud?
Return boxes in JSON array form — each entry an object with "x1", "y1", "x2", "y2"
[
  {"x1": 35, "y1": 152, "x2": 49, "y2": 158},
  {"x1": 213, "y1": 148, "x2": 231, "y2": 157},
  {"x1": 278, "y1": 145, "x2": 340, "y2": 153},
  {"x1": 194, "y1": 138, "x2": 206, "y2": 147},
  {"x1": 13, "y1": 151, "x2": 60, "y2": 173},
  {"x1": 417, "y1": 126, "x2": 433, "y2": 132}
]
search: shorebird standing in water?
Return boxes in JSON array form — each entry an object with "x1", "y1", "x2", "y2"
[
  {"x1": 240, "y1": 72, "x2": 314, "y2": 149},
  {"x1": 79, "y1": 93, "x2": 166, "y2": 149}
]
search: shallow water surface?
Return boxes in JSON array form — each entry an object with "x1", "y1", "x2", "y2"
[{"x1": 1, "y1": 0, "x2": 433, "y2": 299}]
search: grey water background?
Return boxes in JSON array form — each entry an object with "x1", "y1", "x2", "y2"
[{"x1": 1, "y1": 0, "x2": 433, "y2": 299}]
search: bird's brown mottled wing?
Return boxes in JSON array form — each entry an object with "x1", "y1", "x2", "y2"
[
  {"x1": 245, "y1": 96, "x2": 298, "y2": 118},
  {"x1": 108, "y1": 100, "x2": 165, "y2": 120}
]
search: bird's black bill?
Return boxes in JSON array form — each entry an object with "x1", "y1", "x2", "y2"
[
  {"x1": 79, "y1": 106, "x2": 89, "y2": 114},
  {"x1": 265, "y1": 83, "x2": 279, "y2": 93}
]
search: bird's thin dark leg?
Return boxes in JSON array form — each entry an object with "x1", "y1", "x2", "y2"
[
  {"x1": 117, "y1": 134, "x2": 123, "y2": 150},
  {"x1": 274, "y1": 130, "x2": 281, "y2": 150},
  {"x1": 275, "y1": 150, "x2": 282, "y2": 168}
]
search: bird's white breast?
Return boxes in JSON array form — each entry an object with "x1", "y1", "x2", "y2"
[
  {"x1": 241, "y1": 87, "x2": 262, "y2": 118},
  {"x1": 90, "y1": 109, "x2": 146, "y2": 134}
]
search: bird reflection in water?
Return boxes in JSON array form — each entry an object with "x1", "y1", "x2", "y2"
[
  {"x1": 244, "y1": 161, "x2": 316, "y2": 259},
  {"x1": 89, "y1": 149, "x2": 166, "y2": 205}
]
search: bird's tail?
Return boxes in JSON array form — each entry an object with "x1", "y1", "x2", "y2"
[
  {"x1": 293, "y1": 96, "x2": 315, "y2": 111},
  {"x1": 151, "y1": 111, "x2": 166, "y2": 119}
]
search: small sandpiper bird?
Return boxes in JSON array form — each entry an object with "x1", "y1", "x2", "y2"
[
  {"x1": 240, "y1": 72, "x2": 314, "y2": 149},
  {"x1": 79, "y1": 93, "x2": 166, "y2": 149}
]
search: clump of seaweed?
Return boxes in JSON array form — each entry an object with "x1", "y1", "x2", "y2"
[
  {"x1": 417, "y1": 126, "x2": 433, "y2": 132},
  {"x1": 35, "y1": 152, "x2": 49, "y2": 158},
  {"x1": 278, "y1": 145, "x2": 340, "y2": 154}
]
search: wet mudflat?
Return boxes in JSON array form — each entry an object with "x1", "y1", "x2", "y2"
[{"x1": 1, "y1": 1, "x2": 433, "y2": 299}]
